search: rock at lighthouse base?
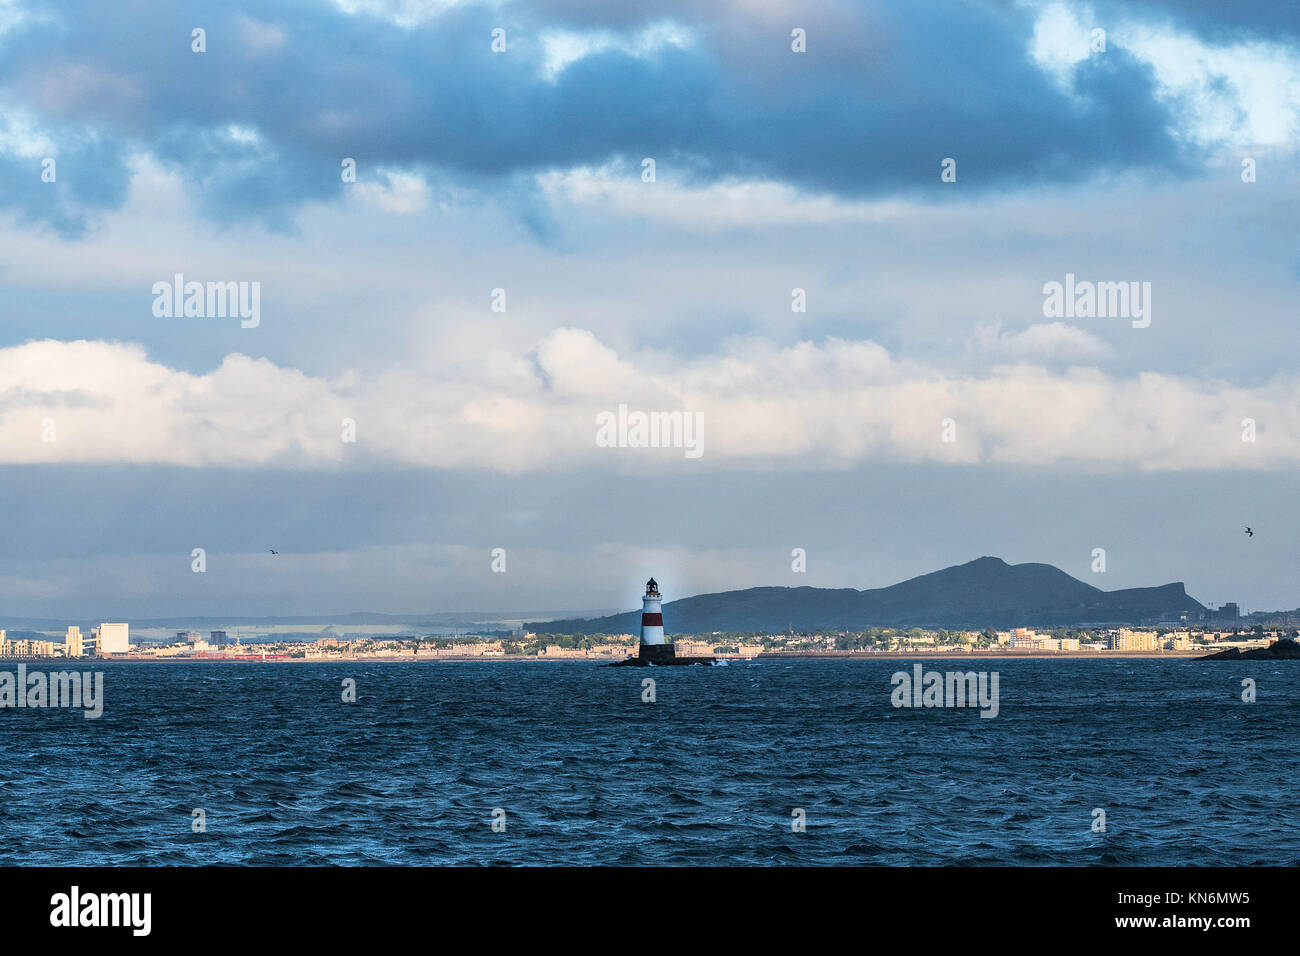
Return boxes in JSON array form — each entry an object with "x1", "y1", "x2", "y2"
[{"x1": 607, "y1": 643, "x2": 716, "y2": 667}]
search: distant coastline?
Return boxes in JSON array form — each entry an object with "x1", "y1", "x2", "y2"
[{"x1": 0, "y1": 649, "x2": 1216, "y2": 663}]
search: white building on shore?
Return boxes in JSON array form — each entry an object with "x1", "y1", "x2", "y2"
[{"x1": 95, "y1": 622, "x2": 130, "y2": 655}]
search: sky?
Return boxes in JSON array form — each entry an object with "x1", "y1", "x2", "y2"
[{"x1": 0, "y1": 0, "x2": 1298, "y2": 618}]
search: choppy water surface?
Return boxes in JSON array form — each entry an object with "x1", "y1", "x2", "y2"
[{"x1": 0, "y1": 659, "x2": 1295, "y2": 865}]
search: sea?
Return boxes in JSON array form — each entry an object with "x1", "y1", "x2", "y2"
[{"x1": 0, "y1": 659, "x2": 1295, "y2": 865}]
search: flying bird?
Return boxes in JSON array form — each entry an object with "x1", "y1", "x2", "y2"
[
  {"x1": 268, "y1": 549, "x2": 279, "y2": 554},
  {"x1": 1244, "y1": 527, "x2": 1253, "y2": 537}
]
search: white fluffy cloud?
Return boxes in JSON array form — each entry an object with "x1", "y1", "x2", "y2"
[
  {"x1": 348, "y1": 168, "x2": 432, "y2": 213},
  {"x1": 969, "y1": 319, "x2": 1114, "y2": 361},
  {"x1": 2, "y1": 332, "x2": 1294, "y2": 471}
]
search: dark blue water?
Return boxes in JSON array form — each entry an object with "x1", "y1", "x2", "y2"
[{"x1": 0, "y1": 659, "x2": 1295, "y2": 865}]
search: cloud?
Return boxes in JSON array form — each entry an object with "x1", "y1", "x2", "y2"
[
  {"x1": 2, "y1": 0, "x2": 1296, "y2": 235},
  {"x1": 1033, "y1": 1, "x2": 1300, "y2": 148},
  {"x1": 969, "y1": 319, "x2": 1114, "y2": 361},
  {"x1": 1091, "y1": 0, "x2": 1300, "y2": 43},
  {"x1": 2, "y1": 333, "x2": 1293, "y2": 472},
  {"x1": 0, "y1": 0, "x2": 1197, "y2": 232},
  {"x1": 349, "y1": 167, "x2": 431, "y2": 213},
  {"x1": 0, "y1": 104, "x2": 132, "y2": 236},
  {"x1": 536, "y1": 165, "x2": 917, "y2": 228},
  {"x1": 236, "y1": 14, "x2": 288, "y2": 57},
  {"x1": 328, "y1": 0, "x2": 486, "y2": 29},
  {"x1": 538, "y1": 20, "x2": 696, "y2": 80}
]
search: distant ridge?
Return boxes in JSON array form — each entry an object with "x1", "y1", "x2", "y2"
[{"x1": 531, "y1": 557, "x2": 1207, "y2": 633}]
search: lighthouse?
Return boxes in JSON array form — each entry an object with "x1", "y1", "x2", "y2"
[
  {"x1": 640, "y1": 578, "x2": 665, "y2": 645},
  {"x1": 609, "y1": 577, "x2": 714, "y2": 666}
]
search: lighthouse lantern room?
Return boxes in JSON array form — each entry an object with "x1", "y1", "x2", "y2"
[{"x1": 640, "y1": 578, "x2": 666, "y2": 645}]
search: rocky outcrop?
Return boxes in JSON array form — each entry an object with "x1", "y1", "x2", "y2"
[
  {"x1": 1198, "y1": 638, "x2": 1300, "y2": 661},
  {"x1": 606, "y1": 644, "x2": 715, "y2": 666}
]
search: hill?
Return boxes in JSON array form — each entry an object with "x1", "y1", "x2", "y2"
[{"x1": 531, "y1": 557, "x2": 1206, "y2": 633}]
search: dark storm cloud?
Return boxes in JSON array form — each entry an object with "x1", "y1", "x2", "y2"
[
  {"x1": 0, "y1": 0, "x2": 1197, "y2": 232},
  {"x1": 0, "y1": 128, "x2": 131, "y2": 237}
]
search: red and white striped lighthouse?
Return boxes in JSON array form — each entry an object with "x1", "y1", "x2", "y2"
[
  {"x1": 640, "y1": 578, "x2": 665, "y2": 645},
  {"x1": 608, "y1": 576, "x2": 713, "y2": 666}
]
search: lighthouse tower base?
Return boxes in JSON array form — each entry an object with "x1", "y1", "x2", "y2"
[{"x1": 638, "y1": 643, "x2": 678, "y2": 665}]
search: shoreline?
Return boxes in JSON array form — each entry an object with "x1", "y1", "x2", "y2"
[
  {"x1": 0, "y1": 650, "x2": 1223, "y2": 663},
  {"x1": 757, "y1": 649, "x2": 1208, "y2": 660}
]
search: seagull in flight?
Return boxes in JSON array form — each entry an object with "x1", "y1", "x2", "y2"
[{"x1": 1244, "y1": 527, "x2": 1253, "y2": 538}]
